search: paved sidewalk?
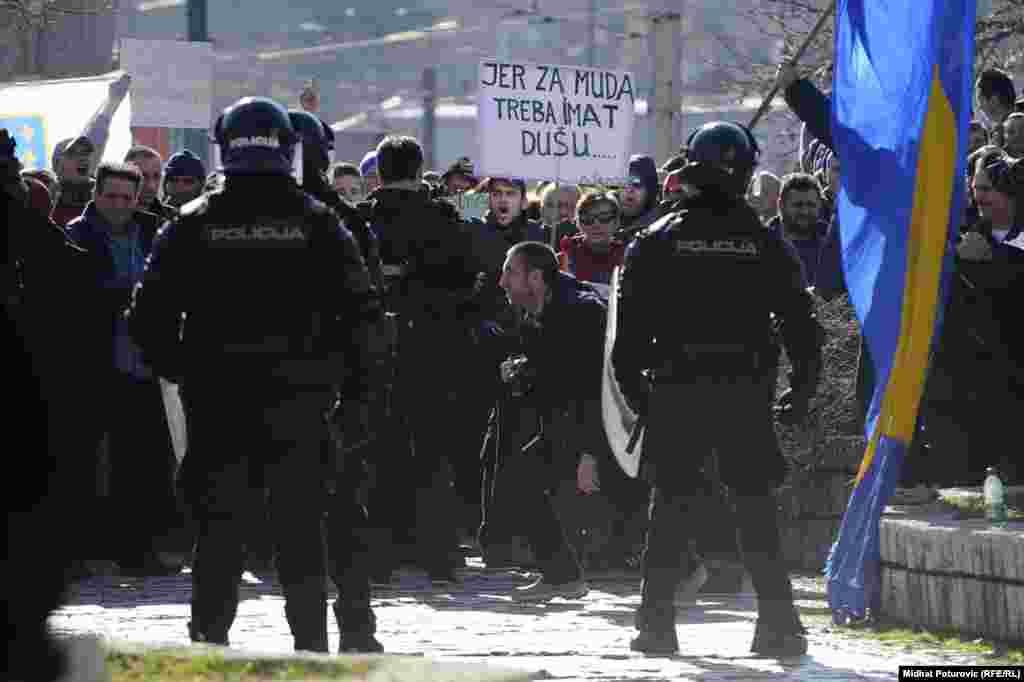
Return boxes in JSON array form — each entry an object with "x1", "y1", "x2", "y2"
[{"x1": 50, "y1": 558, "x2": 988, "y2": 680}]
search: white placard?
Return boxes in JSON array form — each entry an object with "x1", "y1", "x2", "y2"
[
  {"x1": 477, "y1": 59, "x2": 635, "y2": 185},
  {"x1": 121, "y1": 38, "x2": 214, "y2": 129}
]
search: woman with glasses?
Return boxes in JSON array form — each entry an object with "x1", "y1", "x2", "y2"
[{"x1": 558, "y1": 191, "x2": 627, "y2": 295}]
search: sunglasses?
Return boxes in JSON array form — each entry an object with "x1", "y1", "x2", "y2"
[{"x1": 579, "y1": 210, "x2": 618, "y2": 226}]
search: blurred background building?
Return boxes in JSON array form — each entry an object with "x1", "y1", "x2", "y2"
[{"x1": 7, "y1": 0, "x2": 1006, "y2": 176}]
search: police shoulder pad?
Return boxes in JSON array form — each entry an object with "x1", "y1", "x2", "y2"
[
  {"x1": 641, "y1": 209, "x2": 689, "y2": 240},
  {"x1": 297, "y1": 188, "x2": 328, "y2": 215},
  {"x1": 178, "y1": 193, "x2": 211, "y2": 218}
]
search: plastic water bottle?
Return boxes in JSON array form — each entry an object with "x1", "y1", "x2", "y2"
[{"x1": 984, "y1": 466, "x2": 1008, "y2": 528}]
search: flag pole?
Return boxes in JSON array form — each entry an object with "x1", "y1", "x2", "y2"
[{"x1": 748, "y1": 0, "x2": 837, "y2": 130}]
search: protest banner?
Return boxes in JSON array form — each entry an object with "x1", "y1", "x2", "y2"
[
  {"x1": 477, "y1": 59, "x2": 635, "y2": 184},
  {"x1": 120, "y1": 38, "x2": 214, "y2": 129},
  {"x1": 0, "y1": 71, "x2": 132, "y2": 172}
]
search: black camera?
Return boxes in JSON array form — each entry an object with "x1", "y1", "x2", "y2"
[{"x1": 501, "y1": 354, "x2": 536, "y2": 399}]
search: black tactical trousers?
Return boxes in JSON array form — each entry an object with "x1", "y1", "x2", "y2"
[
  {"x1": 398, "y1": 322, "x2": 466, "y2": 576},
  {"x1": 637, "y1": 378, "x2": 797, "y2": 633},
  {"x1": 523, "y1": 485, "x2": 583, "y2": 584},
  {"x1": 638, "y1": 485, "x2": 796, "y2": 630},
  {"x1": 106, "y1": 372, "x2": 183, "y2": 566},
  {"x1": 181, "y1": 387, "x2": 333, "y2": 652},
  {"x1": 325, "y1": 485, "x2": 376, "y2": 637}
]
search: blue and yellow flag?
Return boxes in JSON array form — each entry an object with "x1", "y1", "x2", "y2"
[
  {"x1": 825, "y1": 0, "x2": 975, "y2": 620},
  {"x1": 0, "y1": 116, "x2": 48, "y2": 171}
]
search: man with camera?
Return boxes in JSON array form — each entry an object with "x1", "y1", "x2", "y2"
[{"x1": 496, "y1": 241, "x2": 606, "y2": 601}]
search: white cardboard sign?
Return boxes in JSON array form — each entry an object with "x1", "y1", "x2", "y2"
[
  {"x1": 121, "y1": 38, "x2": 214, "y2": 129},
  {"x1": 477, "y1": 59, "x2": 635, "y2": 184}
]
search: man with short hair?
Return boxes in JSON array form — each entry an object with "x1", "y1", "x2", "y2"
[
  {"x1": 498, "y1": 241, "x2": 603, "y2": 601},
  {"x1": 768, "y1": 173, "x2": 831, "y2": 288},
  {"x1": 163, "y1": 150, "x2": 206, "y2": 209},
  {"x1": 976, "y1": 69, "x2": 1017, "y2": 148},
  {"x1": 124, "y1": 146, "x2": 173, "y2": 221},
  {"x1": 364, "y1": 134, "x2": 480, "y2": 582},
  {"x1": 332, "y1": 162, "x2": 364, "y2": 202},
  {"x1": 66, "y1": 161, "x2": 182, "y2": 577},
  {"x1": 1002, "y1": 112, "x2": 1024, "y2": 159}
]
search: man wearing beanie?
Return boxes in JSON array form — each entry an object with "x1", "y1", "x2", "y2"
[
  {"x1": 164, "y1": 150, "x2": 206, "y2": 209},
  {"x1": 617, "y1": 154, "x2": 662, "y2": 242}
]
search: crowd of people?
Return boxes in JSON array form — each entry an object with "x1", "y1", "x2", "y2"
[{"x1": 4, "y1": 61, "x2": 1022, "y2": 679}]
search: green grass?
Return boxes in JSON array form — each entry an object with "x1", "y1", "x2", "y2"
[
  {"x1": 794, "y1": 607, "x2": 1024, "y2": 664},
  {"x1": 107, "y1": 650, "x2": 378, "y2": 681},
  {"x1": 788, "y1": 573, "x2": 1024, "y2": 664},
  {"x1": 835, "y1": 622, "x2": 1024, "y2": 662}
]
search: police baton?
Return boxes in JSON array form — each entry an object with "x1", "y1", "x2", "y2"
[
  {"x1": 625, "y1": 415, "x2": 645, "y2": 455},
  {"x1": 625, "y1": 369, "x2": 655, "y2": 455},
  {"x1": 748, "y1": 0, "x2": 836, "y2": 130}
]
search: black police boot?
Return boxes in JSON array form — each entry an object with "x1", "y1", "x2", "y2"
[
  {"x1": 283, "y1": 581, "x2": 328, "y2": 653},
  {"x1": 630, "y1": 606, "x2": 679, "y2": 655},
  {"x1": 333, "y1": 602, "x2": 384, "y2": 653},
  {"x1": 750, "y1": 602, "x2": 808, "y2": 657},
  {"x1": 187, "y1": 619, "x2": 228, "y2": 646},
  {"x1": 187, "y1": 595, "x2": 231, "y2": 646}
]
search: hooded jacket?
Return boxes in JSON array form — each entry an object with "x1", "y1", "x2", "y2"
[{"x1": 617, "y1": 154, "x2": 663, "y2": 240}]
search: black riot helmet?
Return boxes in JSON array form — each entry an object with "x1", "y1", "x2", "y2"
[
  {"x1": 288, "y1": 109, "x2": 333, "y2": 176},
  {"x1": 212, "y1": 97, "x2": 298, "y2": 175},
  {"x1": 684, "y1": 121, "x2": 760, "y2": 196}
]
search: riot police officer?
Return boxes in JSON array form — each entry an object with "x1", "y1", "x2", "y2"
[
  {"x1": 613, "y1": 121, "x2": 823, "y2": 657},
  {"x1": 128, "y1": 97, "x2": 380, "y2": 653},
  {"x1": 289, "y1": 107, "x2": 383, "y2": 652},
  {"x1": 289, "y1": 109, "x2": 384, "y2": 292}
]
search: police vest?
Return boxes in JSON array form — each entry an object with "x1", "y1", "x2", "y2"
[
  {"x1": 178, "y1": 187, "x2": 341, "y2": 380},
  {"x1": 638, "y1": 205, "x2": 775, "y2": 359}
]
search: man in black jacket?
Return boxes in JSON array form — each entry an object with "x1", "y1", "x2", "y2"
[
  {"x1": 363, "y1": 135, "x2": 481, "y2": 583},
  {"x1": 66, "y1": 161, "x2": 183, "y2": 577},
  {"x1": 289, "y1": 108, "x2": 385, "y2": 652},
  {"x1": 497, "y1": 241, "x2": 608, "y2": 601},
  {"x1": 614, "y1": 122, "x2": 822, "y2": 657}
]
